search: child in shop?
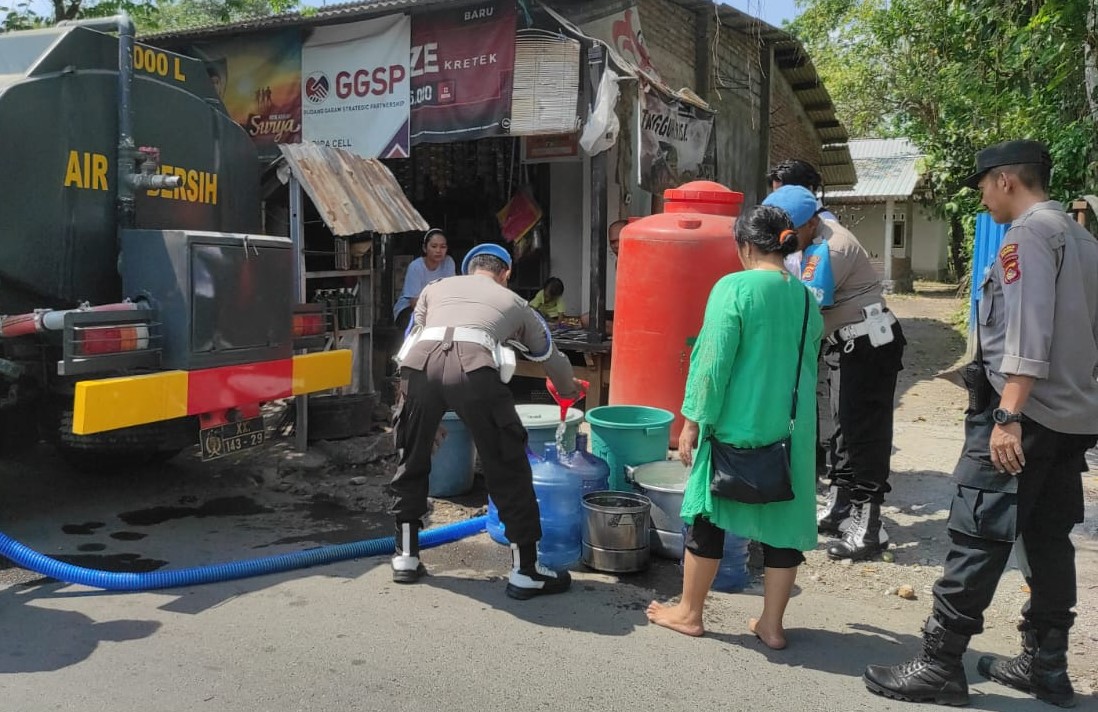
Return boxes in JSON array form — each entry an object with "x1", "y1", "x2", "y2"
[{"x1": 529, "y1": 276, "x2": 567, "y2": 322}]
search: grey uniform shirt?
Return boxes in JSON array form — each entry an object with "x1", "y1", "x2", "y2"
[
  {"x1": 979, "y1": 200, "x2": 1098, "y2": 434},
  {"x1": 814, "y1": 219, "x2": 885, "y2": 335},
  {"x1": 403, "y1": 274, "x2": 578, "y2": 398}
]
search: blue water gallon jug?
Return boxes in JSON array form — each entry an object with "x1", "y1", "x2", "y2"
[
  {"x1": 680, "y1": 524, "x2": 752, "y2": 593},
  {"x1": 486, "y1": 445, "x2": 540, "y2": 545},
  {"x1": 713, "y1": 533, "x2": 752, "y2": 592},
  {"x1": 566, "y1": 433, "x2": 610, "y2": 495},
  {"x1": 533, "y1": 442, "x2": 583, "y2": 571}
]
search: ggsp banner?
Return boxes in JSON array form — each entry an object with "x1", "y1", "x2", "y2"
[
  {"x1": 302, "y1": 14, "x2": 411, "y2": 159},
  {"x1": 409, "y1": 1, "x2": 517, "y2": 144}
]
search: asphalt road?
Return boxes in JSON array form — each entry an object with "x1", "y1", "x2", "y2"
[{"x1": 1, "y1": 443, "x2": 1095, "y2": 711}]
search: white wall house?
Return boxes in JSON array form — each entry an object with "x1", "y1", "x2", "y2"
[{"x1": 826, "y1": 139, "x2": 950, "y2": 290}]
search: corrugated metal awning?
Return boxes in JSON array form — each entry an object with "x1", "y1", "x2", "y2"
[
  {"x1": 827, "y1": 138, "x2": 924, "y2": 203},
  {"x1": 278, "y1": 144, "x2": 429, "y2": 236}
]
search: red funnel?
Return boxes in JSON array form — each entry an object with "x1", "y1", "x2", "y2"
[{"x1": 546, "y1": 378, "x2": 589, "y2": 422}]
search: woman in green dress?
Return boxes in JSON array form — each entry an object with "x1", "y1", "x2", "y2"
[{"x1": 646, "y1": 204, "x2": 823, "y2": 649}]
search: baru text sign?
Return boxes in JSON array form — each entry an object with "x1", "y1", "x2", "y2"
[
  {"x1": 187, "y1": 30, "x2": 302, "y2": 160},
  {"x1": 636, "y1": 88, "x2": 715, "y2": 194},
  {"x1": 409, "y1": 1, "x2": 516, "y2": 144},
  {"x1": 302, "y1": 15, "x2": 411, "y2": 158}
]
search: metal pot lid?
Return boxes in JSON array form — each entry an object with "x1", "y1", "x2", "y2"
[{"x1": 631, "y1": 460, "x2": 688, "y2": 493}]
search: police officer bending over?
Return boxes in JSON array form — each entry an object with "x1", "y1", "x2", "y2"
[
  {"x1": 390, "y1": 243, "x2": 583, "y2": 600},
  {"x1": 763, "y1": 185, "x2": 906, "y2": 561},
  {"x1": 864, "y1": 140, "x2": 1098, "y2": 707}
]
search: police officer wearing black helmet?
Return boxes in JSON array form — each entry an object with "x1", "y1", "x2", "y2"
[
  {"x1": 390, "y1": 242, "x2": 585, "y2": 600},
  {"x1": 864, "y1": 140, "x2": 1098, "y2": 707}
]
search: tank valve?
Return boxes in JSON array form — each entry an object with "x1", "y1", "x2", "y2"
[{"x1": 128, "y1": 146, "x2": 182, "y2": 192}]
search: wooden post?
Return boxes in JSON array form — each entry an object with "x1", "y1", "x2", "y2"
[
  {"x1": 289, "y1": 175, "x2": 308, "y2": 452},
  {"x1": 586, "y1": 44, "x2": 608, "y2": 341},
  {"x1": 757, "y1": 42, "x2": 774, "y2": 201},
  {"x1": 883, "y1": 197, "x2": 895, "y2": 289}
]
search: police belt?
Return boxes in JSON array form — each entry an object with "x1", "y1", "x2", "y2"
[
  {"x1": 827, "y1": 311, "x2": 897, "y2": 346},
  {"x1": 418, "y1": 326, "x2": 498, "y2": 352}
]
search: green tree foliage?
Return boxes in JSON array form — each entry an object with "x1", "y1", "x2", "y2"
[
  {"x1": 2, "y1": 0, "x2": 295, "y2": 33},
  {"x1": 791, "y1": 0, "x2": 1098, "y2": 277}
]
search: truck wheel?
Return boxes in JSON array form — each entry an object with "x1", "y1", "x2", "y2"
[
  {"x1": 0, "y1": 403, "x2": 42, "y2": 456},
  {"x1": 56, "y1": 411, "x2": 194, "y2": 473}
]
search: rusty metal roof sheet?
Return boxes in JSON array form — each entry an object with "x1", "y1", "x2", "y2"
[{"x1": 279, "y1": 144, "x2": 428, "y2": 236}]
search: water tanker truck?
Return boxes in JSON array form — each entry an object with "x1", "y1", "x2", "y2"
[{"x1": 0, "y1": 16, "x2": 351, "y2": 466}]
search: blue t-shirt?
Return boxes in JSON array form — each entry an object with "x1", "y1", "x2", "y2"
[{"x1": 393, "y1": 256, "x2": 456, "y2": 318}]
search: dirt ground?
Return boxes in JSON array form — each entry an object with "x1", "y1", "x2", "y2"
[
  {"x1": 2, "y1": 282, "x2": 1096, "y2": 697},
  {"x1": 257, "y1": 282, "x2": 1098, "y2": 694}
]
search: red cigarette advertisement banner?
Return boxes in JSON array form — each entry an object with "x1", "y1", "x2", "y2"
[
  {"x1": 188, "y1": 30, "x2": 303, "y2": 160},
  {"x1": 409, "y1": 0, "x2": 517, "y2": 144}
]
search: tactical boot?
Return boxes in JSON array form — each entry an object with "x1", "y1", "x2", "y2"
[
  {"x1": 827, "y1": 501, "x2": 887, "y2": 560},
  {"x1": 864, "y1": 617, "x2": 971, "y2": 706},
  {"x1": 979, "y1": 626, "x2": 1077, "y2": 707},
  {"x1": 817, "y1": 484, "x2": 852, "y2": 535},
  {"x1": 505, "y1": 542, "x2": 572, "y2": 601},
  {"x1": 977, "y1": 624, "x2": 1037, "y2": 695},
  {"x1": 391, "y1": 521, "x2": 426, "y2": 584}
]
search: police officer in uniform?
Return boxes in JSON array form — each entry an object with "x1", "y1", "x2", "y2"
[
  {"x1": 390, "y1": 243, "x2": 584, "y2": 600},
  {"x1": 763, "y1": 185, "x2": 906, "y2": 561},
  {"x1": 864, "y1": 140, "x2": 1098, "y2": 707}
]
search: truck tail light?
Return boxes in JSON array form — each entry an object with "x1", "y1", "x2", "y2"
[
  {"x1": 292, "y1": 312, "x2": 326, "y2": 338},
  {"x1": 73, "y1": 324, "x2": 151, "y2": 356}
]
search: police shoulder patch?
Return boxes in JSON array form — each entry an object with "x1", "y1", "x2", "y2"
[{"x1": 999, "y1": 242, "x2": 1021, "y2": 285}]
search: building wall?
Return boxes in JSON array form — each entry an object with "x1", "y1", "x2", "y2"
[
  {"x1": 831, "y1": 201, "x2": 950, "y2": 280},
  {"x1": 637, "y1": 0, "x2": 824, "y2": 205}
]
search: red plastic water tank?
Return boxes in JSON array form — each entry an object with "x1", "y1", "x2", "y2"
[{"x1": 609, "y1": 181, "x2": 745, "y2": 446}]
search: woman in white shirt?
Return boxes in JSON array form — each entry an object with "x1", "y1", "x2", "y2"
[{"x1": 394, "y1": 228, "x2": 456, "y2": 330}]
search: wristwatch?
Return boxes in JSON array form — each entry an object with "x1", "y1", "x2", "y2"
[{"x1": 992, "y1": 407, "x2": 1023, "y2": 425}]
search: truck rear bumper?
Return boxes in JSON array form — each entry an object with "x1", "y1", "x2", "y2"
[{"x1": 72, "y1": 350, "x2": 353, "y2": 435}]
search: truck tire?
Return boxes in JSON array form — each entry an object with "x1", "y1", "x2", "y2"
[
  {"x1": 305, "y1": 393, "x2": 377, "y2": 442},
  {"x1": 56, "y1": 411, "x2": 195, "y2": 473}
]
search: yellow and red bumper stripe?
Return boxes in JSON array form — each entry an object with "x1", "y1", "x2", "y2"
[{"x1": 72, "y1": 350, "x2": 352, "y2": 435}]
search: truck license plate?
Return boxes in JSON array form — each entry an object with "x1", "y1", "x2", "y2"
[{"x1": 200, "y1": 416, "x2": 267, "y2": 461}]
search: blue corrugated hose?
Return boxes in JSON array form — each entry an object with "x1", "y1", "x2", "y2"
[{"x1": 0, "y1": 515, "x2": 487, "y2": 591}]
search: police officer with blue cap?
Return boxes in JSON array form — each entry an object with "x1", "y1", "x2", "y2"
[
  {"x1": 390, "y1": 241, "x2": 584, "y2": 599},
  {"x1": 763, "y1": 185, "x2": 905, "y2": 561}
]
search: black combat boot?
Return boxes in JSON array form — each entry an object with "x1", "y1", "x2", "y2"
[
  {"x1": 864, "y1": 617, "x2": 971, "y2": 706},
  {"x1": 391, "y1": 520, "x2": 426, "y2": 583},
  {"x1": 977, "y1": 623, "x2": 1037, "y2": 695},
  {"x1": 827, "y1": 500, "x2": 887, "y2": 560},
  {"x1": 817, "y1": 484, "x2": 852, "y2": 535},
  {"x1": 505, "y1": 542, "x2": 571, "y2": 600},
  {"x1": 979, "y1": 625, "x2": 1076, "y2": 707}
]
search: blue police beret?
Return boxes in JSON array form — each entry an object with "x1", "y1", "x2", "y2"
[
  {"x1": 761, "y1": 185, "x2": 819, "y2": 229},
  {"x1": 461, "y1": 243, "x2": 512, "y2": 274}
]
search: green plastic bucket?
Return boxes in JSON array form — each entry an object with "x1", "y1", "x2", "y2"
[
  {"x1": 585, "y1": 405, "x2": 674, "y2": 491},
  {"x1": 516, "y1": 404, "x2": 583, "y2": 453}
]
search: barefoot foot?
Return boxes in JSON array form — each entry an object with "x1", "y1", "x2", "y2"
[
  {"x1": 749, "y1": 617, "x2": 787, "y2": 650},
  {"x1": 646, "y1": 601, "x2": 704, "y2": 637}
]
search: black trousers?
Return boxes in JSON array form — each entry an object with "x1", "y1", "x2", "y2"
[
  {"x1": 685, "y1": 516, "x2": 805, "y2": 569},
  {"x1": 390, "y1": 352, "x2": 542, "y2": 546},
  {"x1": 933, "y1": 404, "x2": 1095, "y2": 637},
  {"x1": 821, "y1": 321, "x2": 905, "y2": 504}
]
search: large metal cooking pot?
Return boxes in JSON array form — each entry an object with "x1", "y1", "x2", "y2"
[{"x1": 626, "y1": 460, "x2": 689, "y2": 560}]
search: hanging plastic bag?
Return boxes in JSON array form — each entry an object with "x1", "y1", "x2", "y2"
[{"x1": 579, "y1": 68, "x2": 621, "y2": 156}]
